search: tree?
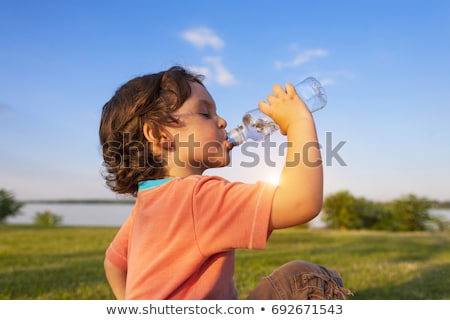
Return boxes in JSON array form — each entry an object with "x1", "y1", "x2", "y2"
[
  {"x1": 323, "y1": 190, "x2": 436, "y2": 231},
  {"x1": 388, "y1": 194, "x2": 432, "y2": 231},
  {"x1": 322, "y1": 191, "x2": 388, "y2": 230},
  {"x1": 322, "y1": 190, "x2": 364, "y2": 229},
  {"x1": 0, "y1": 189, "x2": 24, "y2": 223}
]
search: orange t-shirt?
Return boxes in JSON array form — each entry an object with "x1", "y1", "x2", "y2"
[{"x1": 106, "y1": 175, "x2": 276, "y2": 299}]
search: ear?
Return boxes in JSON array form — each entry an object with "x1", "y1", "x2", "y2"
[
  {"x1": 143, "y1": 122, "x2": 159, "y2": 144},
  {"x1": 142, "y1": 123, "x2": 174, "y2": 151}
]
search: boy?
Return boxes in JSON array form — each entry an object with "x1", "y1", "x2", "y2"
[{"x1": 99, "y1": 66, "x2": 350, "y2": 299}]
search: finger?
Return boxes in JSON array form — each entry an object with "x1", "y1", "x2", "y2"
[
  {"x1": 272, "y1": 84, "x2": 285, "y2": 96},
  {"x1": 258, "y1": 101, "x2": 272, "y2": 116},
  {"x1": 285, "y1": 83, "x2": 297, "y2": 96},
  {"x1": 267, "y1": 94, "x2": 278, "y2": 105}
]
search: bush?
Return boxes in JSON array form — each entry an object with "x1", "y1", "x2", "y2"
[{"x1": 33, "y1": 210, "x2": 63, "y2": 227}]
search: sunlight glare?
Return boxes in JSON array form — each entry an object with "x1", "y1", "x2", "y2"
[{"x1": 264, "y1": 173, "x2": 280, "y2": 186}]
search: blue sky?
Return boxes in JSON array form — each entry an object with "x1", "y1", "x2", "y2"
[{"x1": 1, "y1": 0, "x2": 449, "y2": 202}]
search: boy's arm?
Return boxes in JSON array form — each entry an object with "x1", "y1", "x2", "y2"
[
  {"x1": 259, "y1": 83, "x2": 323, "y2": 230},
  {"x1": 104, "y1": 256, "x2": 127, "y2": 299}
]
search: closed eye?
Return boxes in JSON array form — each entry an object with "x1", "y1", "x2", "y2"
[{"x1": 199, "y1": 113, "x2": 212, "y2": 119}]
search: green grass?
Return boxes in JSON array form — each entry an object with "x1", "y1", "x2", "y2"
[{"x1": 1, "y1": 225, "x2": 449, "y2": 299}]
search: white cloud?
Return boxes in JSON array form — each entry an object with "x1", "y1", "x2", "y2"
[
  {"x1": 180, "y1": 27, "x2": 236, "y2": 86},
  {"x1": 275, "y1": 49, "x2": 328, "y2": 70},
  {"x1": 180, "y1": 27, "x2": 225, "y2": 50},
  {"x1": 186, "y1": 65, "x2": 212, "y2": 79},
  {"x1": 204, "y1": 56, "x2": 238, "y2": 86},
  {"x1": 188, "y1": 57, "x2": 238, "y2": 87}
]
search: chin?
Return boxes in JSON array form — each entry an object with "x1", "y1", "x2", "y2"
[
  {"x1": 205, "y1": 156, "x2": 230, "y2": 169},
  {"x1": 224, "y1": 155, "x2": 231, "y2": 167}
]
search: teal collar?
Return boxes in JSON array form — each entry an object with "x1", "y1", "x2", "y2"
[{"x1": 138, "y1": 178, "x2": 173, "y2": 192}]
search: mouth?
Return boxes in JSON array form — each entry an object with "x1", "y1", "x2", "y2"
[{"x1": 225, "y1": 138, "x2": 234, "y2": 151}]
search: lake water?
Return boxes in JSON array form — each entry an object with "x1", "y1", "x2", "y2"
[
  {"x1": 6, "y1": 203, "x2": 134, "y2": 227},
  {"x1": 6, "y1": 203, "x2": 450, "y2": 228}
]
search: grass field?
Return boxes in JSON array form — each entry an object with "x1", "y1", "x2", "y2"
[{"x1": 1, "y1": 225, "x2": 449, "y2": 299}]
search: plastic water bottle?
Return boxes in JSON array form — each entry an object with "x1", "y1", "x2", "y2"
[{"x1": 226, "y1": 77, "x2": 327, "y2": 148}]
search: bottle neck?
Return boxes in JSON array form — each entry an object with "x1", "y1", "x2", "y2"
[{"x1": 227, "y1": 126, "x2": 247, "y2": 147}]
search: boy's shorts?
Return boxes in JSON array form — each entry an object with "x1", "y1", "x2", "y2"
[{"x1": 245, "y1": 260, "x2": 352, "y2": 300}]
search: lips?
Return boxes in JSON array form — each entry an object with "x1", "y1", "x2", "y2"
[{"x1": 225, "y1": 139, "x2": 234, "y2": 151}]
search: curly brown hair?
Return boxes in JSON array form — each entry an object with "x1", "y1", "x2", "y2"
[{"x1": 99, "y1": 66, "x2": 204, "y2": 195}]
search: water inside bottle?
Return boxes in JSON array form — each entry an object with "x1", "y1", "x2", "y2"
[{"x1": 242, "y1": 113, "x2": 279, "y2": 138}]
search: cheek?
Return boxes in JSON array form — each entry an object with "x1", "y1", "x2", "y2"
[{"x1": 202, "y1": 142, "x2": 229, "y2": 166}]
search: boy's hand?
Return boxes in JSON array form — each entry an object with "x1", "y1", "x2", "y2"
[
  {"x1": 258, "y1": 83, "x2": 312, "y2": 135},
  {"x1": 263, "y1": 83, "x2": 323, "y2": 230}
]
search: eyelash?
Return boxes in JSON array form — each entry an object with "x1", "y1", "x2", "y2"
[{"x1": 200, "y1": 113, "x2": 212, "y2": 119}]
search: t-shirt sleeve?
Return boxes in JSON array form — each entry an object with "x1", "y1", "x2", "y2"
[
  {"x1": 191, "y1": 176, "x2": 277, "y2": 255},
  {"x1": 105, "y1": 204, "x2": 138, "y2": 270}
]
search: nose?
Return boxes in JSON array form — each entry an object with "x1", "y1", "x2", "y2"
[{"x1": 218, "y1": 116, "x2": 227, "y2": 129}]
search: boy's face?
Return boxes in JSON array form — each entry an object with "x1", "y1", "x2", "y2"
[{"x1": 166, "y1": 82, "x2": 230, "y2": 175}]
